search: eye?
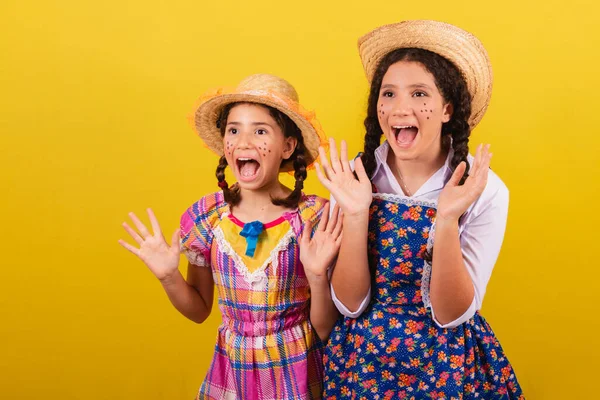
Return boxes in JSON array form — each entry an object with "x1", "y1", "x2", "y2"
[
  {"x1": 228, "y1": 128, "x2": 238, "y2": 134},
  {"x1": 256, "y1": 128, "x2": 267, "y2": 135},
  {"x1": 381, "y1": 91, "x2": 394, "y2": 98},
  {"x1": 412, "y1": 91, "x2": 428, "y2": 98}
]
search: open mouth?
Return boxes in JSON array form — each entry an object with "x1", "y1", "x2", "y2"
[
  {"x1": 392, "y1": 125, "x2": 419, "y2": 147},
  {"x1": 236, "y1": 157, "x2": 261, "y2": 181}
]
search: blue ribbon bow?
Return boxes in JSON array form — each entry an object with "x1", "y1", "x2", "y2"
[{"x1": 239, "y1": 221, "x2": 264, "y2": 258}]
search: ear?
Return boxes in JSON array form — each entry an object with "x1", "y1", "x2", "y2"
[
  {"x1": 441, "y1": 102, "x2": 453, "y2": 123},
  {"x1": 282, "y1": 136, "x2": 298, "y2": 160}
]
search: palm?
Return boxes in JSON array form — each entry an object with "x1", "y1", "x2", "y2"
[
  {"x1": 438, "y1": 144, "x2": 492, "y2": 220},
  {"x1": 119, "y1": 209, "x2": 181, "y2": 281},
  {"x1": 300, "y1": 203, "x2": 343, "y2": 281},
  {"x1": 315, "y1": 139, "x2": 372, "y2": 217}
]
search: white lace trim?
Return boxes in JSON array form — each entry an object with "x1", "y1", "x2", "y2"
[
  {"x1": 212, "y1": 225, "x2": 296, "y2": 290},
  {"x1": 180, "y1": 243, "x2": 209, "y2": 267},
  {"x1": 421, "y1": 221, "x2": 436, "y2": 310},
  {"x1": 373, "y1": 192, "x2": 438, "y2": 209}
]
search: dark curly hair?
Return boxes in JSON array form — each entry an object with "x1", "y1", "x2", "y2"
[
  {"x1": 361, "y1": 48, "x2": 473, "y2": 265},
  {"x1": 215, "y1": 102, "x2": 307, "y2": 209}
]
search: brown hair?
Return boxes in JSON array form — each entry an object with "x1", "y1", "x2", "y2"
[{"x1": 215, "y1": 102, "x2": 307, "y2": 209}]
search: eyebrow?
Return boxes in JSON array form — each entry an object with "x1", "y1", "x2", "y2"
[
  {"x1": 226, "y1": 121, "x2": 275, "y2": 128},
  {"x1": 381, "y1": 83, "x2": 433, "y2": 90}
]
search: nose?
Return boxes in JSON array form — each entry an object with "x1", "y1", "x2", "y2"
[
  {"x1": 390, "y1": 95, "x2": 412, "y2": 117},
  {"x1": 235, "y1": 130, "x2": 253, "y2": 149}
]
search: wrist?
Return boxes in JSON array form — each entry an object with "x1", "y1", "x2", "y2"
[
  {"x1": 305, "y1": 272, "x2": 329, "y2": 286},
  {"x1": 344, "y1": 211, "x2": 370, "y2": 224},
  {"x1": 158, "y1": 269, "x2": 182, "y2": 286},
  {"x1": 434, "y1": 215, "x2": 460, "y2": 229}
]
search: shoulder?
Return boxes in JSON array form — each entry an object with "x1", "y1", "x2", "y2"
[
  {"x1": 181, "y1": 191, "x2": 228, "y2": 231},
  {"x1": 297, "y1": 193, "x2": 329, "y2": 222}
]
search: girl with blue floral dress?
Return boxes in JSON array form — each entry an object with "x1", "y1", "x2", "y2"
[{"x1": 316, "y1": 20, "x2": 524, "y2": 399}]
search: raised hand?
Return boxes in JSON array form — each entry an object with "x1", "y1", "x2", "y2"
[
  {"x1": 118, "y1": 208, "x2": 181, "y2": 281},
  {"x1": 299, "y1": 203, "x2": 343, "y2": 282},
  {"x1": 437, "y1": 144, "x2": 492, "y2": 221},
  {"x1": 315, "y1": 138, "x2": 372, "y2": 217}
]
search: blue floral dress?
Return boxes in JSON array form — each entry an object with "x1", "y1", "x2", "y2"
[{"x1": 323, "y1": 193, "x2": 524, "y2": 400}]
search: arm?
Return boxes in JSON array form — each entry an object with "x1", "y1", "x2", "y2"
[
  {"x1": 330, "y1": 212, "x2": 371, "y2": 313},
  {"x1": 315, "y1": 139, "x2": 373, "y2": 313},
  {"x1": 119, "y1": 208, "x2": 214, "y2": 324},
  {"x1": 429, "y1": 144, "x2": 496, "y2": 326},
  {"x1": 159, "y1": 262, "x2": 214, "y2": 323},
  {"x1": 307, "y1": 276, "x2": 339, "y2": 341},
  {"x1": 429, "y1": 217, "x2": 475, "y2": 325},
  {"x1": 300, "y1": 202, "x2": 343, "y2": 341}
]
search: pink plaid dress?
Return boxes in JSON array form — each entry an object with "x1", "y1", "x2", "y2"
[{"x1": 180, "y1": 191, "x2": 328, "y2": 400}]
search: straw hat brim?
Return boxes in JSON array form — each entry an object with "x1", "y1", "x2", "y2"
[
  {"x1": 358, "y1": 20, "x2": 493, "y2": 128},
  {"x1": 194, "y1": 90, "x2": 325, "y2": 172}
]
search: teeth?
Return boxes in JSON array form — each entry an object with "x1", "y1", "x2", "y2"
[
  {"x1": 238, "y1": 158, "x2": 253, "y2": 161},
  {"x1": 392, "y1": 125, "x2": 415, "y2": 129}
]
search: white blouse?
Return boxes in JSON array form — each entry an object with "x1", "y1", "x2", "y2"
[{"x1": 330, "y1": 141, "x2": 509, "y2": 329}]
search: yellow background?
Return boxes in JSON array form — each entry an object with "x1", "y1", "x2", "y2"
[{"x1": 1, "y1": 0, "x2": 598, "y2": 398}]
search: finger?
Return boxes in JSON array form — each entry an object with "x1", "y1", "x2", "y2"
[
  {"x1": 448, "y1": 162, "x2": 467, "y2": 187},
  {"x1": 301, "y1": 220, "x2": 313, "y2": 244},
  {"x1": 118, "y1": 239, "x2": 140, "y2": 257},
  {"x1": 314, "y1": 162, "x2": 333, "y2": 190},
  {"x1": 328, "y1": 138, "x2": 343, "y2": 174},
  {"x1": 318, "y1": 203, "x2": 331, "y2": 232},
  {"x1": 122, "y1": 222, "x2": 144, "y2": 245},
  {"x1": 332, "y1": 206, "x2": 343, "y2": 238},
  {"x1": 325, "y1": 203, "x2": 338, "y2": 234},
  {"x1": 471, "y1": 144, "x2": 490, "y2": 181},
  {"x1": 335, "y1": 233, "x2": 343, "y2": 248},
  {"x1": 354, "y1": 156, "x2": 370, "y2": 183},
  {"x1": 318, "y1": 147, "x2": 335, "y2": 181},
  {"x1": 470, "y1": 144, "x2": 484, "y2": 177},
  {"x1": 474, "y1": 149, "x2": 492, "y2": 188},
  {"x1": 170, "y1": 229, "x2": 181, "y2": 253},
  {"x1": 128, "y1": 212, "x2": 152, "y2": 239},
  {"x1": 340, "y1": 140, "x2": 352, "y2": 177},
  {"x1": 147, "y1": 208, "x2": 162, "y2": 237}
]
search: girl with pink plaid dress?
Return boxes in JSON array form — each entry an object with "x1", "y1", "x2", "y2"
[{"x1": 119, "y1": 74, "x2": 340, "y2": 399}]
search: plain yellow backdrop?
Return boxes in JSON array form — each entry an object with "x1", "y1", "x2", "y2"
[{"x1": 1, "y1": 0, "x2": 598, "y2": 398}]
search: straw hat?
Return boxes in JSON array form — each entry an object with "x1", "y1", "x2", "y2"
[
  {"x1": 192, "y1": 74, "x2": 326, "y2": 172},
  {"x1": 358, "y1": 20, "x2": 493, "y2": 128}
]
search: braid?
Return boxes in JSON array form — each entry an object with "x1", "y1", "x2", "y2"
[
  {"x1": 215, "y1": 155, "x2": 241, "y2": 206},
  {"x1": 272, "y1": 125, "x2": 307, "y2": 209},
  {"x1": 442, "y1": 77, "x2": 472, "y2": 185}
]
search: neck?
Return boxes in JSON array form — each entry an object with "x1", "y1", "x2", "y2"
[
  {"x1": 388, "y1": 139, "x2": 450, "y2": 195},
  {"x1": 233, "y1": 180, "x2": 292, "y2": 220}
]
